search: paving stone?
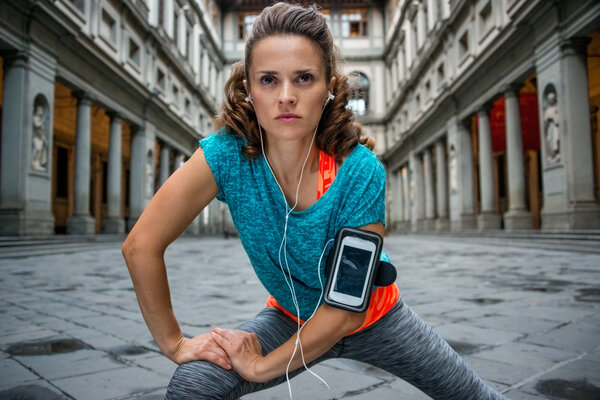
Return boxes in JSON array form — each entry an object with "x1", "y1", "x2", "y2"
[
  {"x1": 0, "y1": 358, "x2": 39, "y2": 386},
  {"x1": 470, "y1": 314, "x2": 560, "y2": 335},
  {"x1": 470, "y1": 341, "x2": 577, "y2": 370},
  {"x1": 241, "y1": 363, "x2": 384, "y2": 400},
  {"x1": 435, "y1": 323, "x2": 523, "y2": 347},
  {"x1": 52, "y1": 365, "x2": 170, "y2": 400},
  {"x1": 0, "y1": 380, "x2": 67, "y2": 399},
  {"x1": 15, "y1": 349, "x2": 124, "y2": 380}
]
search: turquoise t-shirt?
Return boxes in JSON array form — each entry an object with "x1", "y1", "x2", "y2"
[{"x1": 200, "y1": 130, "x2": 386, "y2": 321}]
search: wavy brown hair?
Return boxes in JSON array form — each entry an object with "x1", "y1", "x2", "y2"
[{"x1": 213, "y1": 2, "x2": 374, "y2": 161}]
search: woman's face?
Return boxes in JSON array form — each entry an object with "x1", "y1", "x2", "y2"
[{"x1": 244, "y1": 35, "x2": 334, "y2": 144}]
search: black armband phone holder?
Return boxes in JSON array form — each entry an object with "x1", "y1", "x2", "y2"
[{"x1": 323, "y1": 228, "x2": 397, "y2": 312}]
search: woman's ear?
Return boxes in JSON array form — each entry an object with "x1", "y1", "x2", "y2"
[
  {"x1": 329, "y1": 77, "x2": 337, "y2": 95},
  {"x1": 243, "y1": 79, "x2": 249, "y2": 95}
]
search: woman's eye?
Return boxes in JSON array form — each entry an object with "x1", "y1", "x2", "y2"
[
  {"x1": 298, "y1": 74, "x2": 313, "y2": 83},
  {"x1": 260, "y1": 76, "x2": 275, "y2": 85}
]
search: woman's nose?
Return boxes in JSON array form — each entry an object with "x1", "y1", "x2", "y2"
[{"x1": 278, "y1": 82, "x2": 296, "y2": 104}]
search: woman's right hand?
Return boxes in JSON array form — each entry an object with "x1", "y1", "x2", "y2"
[{"x1": 170, "y1": 334, "x2": 232, "y2": 370}]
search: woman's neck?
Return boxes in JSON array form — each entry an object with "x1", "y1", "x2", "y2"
[{"x1": 264, "y1": 135, "x2": 319, "y2": 187}]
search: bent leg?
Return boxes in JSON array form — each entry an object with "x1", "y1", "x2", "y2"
[
  {"x1": 165, "y1": 307, "x2": 336, "y2": 400},
  {"x1": 341, "y1": 300, "x2": 508, "y2": 400}
]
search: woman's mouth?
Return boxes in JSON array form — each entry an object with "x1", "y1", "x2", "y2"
[{"x1": 276, "y1": 113, "x2": 301, "y2": 123}]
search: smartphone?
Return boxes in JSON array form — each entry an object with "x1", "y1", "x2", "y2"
[{"x1": 324, "y1": 228, "x2": 382, "y2": 312}]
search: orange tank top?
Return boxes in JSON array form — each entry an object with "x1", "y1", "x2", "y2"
[{"x1": 266, "y1": 150, "x2": 399, "y2": 334}]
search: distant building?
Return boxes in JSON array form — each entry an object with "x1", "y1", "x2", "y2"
[{"x1": 0, "y1": 0, "x2": 598, "y2": 236}]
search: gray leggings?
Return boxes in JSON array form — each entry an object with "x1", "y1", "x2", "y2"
[{"x1": 165, "y1": 300, "x2": 509, "y2": 399}]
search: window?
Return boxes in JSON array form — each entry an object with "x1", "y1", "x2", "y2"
[
  {"x1": 412, "y1": 18, "x2": 419, "y2": 52},
  {"x1": 459, "y1": 31, "x2": 469, "y2": 61},
  {"x1": 158, "y1": 0, "x2": 165, "y2": 28},
  {"x1": 347, "y1": 71, "x2": 369, "y2": 116},
  {"x1": 437, "y1": 62, "x2": 445, "y2": 89},
  {"x1": 185, "y1": 97, "x2": 191, "y2": 116},
  {"x1": 173, "y1": 8, "x2": 179, "y2": 45},
  {"x1": 238, "y1": 13, "x2": 258, "y2": 40},
  {"x1": 341, "y1": 9, "x2": 368, "y2": 38},
  {"x1": 172, "y1": 84, "x2": 180, "y2": 107},
  {"x1": 100, "y1": 9, "x2": 117, "y2": 45},
  {"x1": 67, "y1": 0, "x2": 85, "y2": 13},
  {"x1": 128, "y1": 38, "x2": 140, "y2": 68},
  {"x1": 156, "y1": 68, "x2": 166, "y2": 92},
  {"x1": 186, "y1": 23, "x2": 192, "y2": 61},
  {"x1": 478, "y1": 1, "x2": 493, "y2": 40}
]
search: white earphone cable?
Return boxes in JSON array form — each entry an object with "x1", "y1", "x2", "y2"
[{"x1": 254, "y1": 92, "x2": 335, "y2": 400}]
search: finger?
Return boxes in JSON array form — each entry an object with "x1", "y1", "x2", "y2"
[
  {"x1": 203, "y1": 350, "x2": 232, "y2": 370},
  {"x1": 210, "y1": 331, "x2": 231, "y2": 350}
]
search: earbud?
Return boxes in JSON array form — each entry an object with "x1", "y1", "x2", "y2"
[
  {"x1": 245, "y1": 95, "x2": 253, "y2": 104},
  {"x1": 324, "y1": 91, "x2": 335, "y2": 107}
]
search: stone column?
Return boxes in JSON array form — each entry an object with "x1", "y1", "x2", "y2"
[
  {"x1": 536, "y1": 38, "x2": 600, "y2": 229},
  {"x1": 503, "y1": 85, "x2": 533, "y2": 230},
  {"x1": 402, "y1": 166, "x2": 410, "y2": 226},
  {"x1": 159, "y1": 144, "x2": 171, "y2": 186},
  {"x1": 447, "y1": 116, "x2": 476, "y2": 231},
  {"x1": 423, "y1": 147, "x2": 436, "y2": 231},
  {"x1": 67, "y1": 92, "x2": 96, "y2": 234},
  {"x1": 127, "y1": 123, "x2": 156, "y2": 231},
  {"x1": 409, "y1": 151, "x2": 425, "y2": 231},
  {"x1": 395, "y1": 169, "x2": 405, "y2": 231},
  {"x1": 434, "y1": 139, "x2": 449, "y2": 231},
  {"x1": 174, "y1": 153, "x2": 186, "y2": 169},
  {"x1": 477, "y1": 107, "x2": 501, "y2": 229},
  {"x1": 103, "y1": 112, "x2": 125, "y2": 234},
  {"x1": 0, "y1": 50, "x2": 56, "y2": 235}
]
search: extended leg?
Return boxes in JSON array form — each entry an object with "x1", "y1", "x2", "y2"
[{"x1": 341, "y1": 300, "x2": 509, "y2": 400}]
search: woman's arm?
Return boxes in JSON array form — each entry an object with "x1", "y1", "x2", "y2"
[
  {"x1": 211, "y1": 222, "x2": 385, "y2": 382},
  {"x1": 122, "y1": 147, "x2": 230, "y2": 368}
]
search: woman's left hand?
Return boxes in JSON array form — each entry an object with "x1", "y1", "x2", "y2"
[{"x1": 210, "y1": 328, "x2": 265, "y2": 382}]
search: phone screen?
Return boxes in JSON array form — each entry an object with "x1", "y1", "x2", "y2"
[{"x1": 333, "y1": 245, "x2": 373, "y2": 297}]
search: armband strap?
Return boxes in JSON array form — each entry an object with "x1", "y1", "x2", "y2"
[{"x1": 325, "y1": 249, "x2": 397, "y2": 287}]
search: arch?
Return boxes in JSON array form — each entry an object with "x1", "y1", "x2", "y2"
[{"x1": 347, "y1": 71, "x2": 369, "y2": 116}]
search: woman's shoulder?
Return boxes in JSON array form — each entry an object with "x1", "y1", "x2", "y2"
[
  {"x1": 200, "y1": 128, "x2": 245, "y2": 151},
  {"x1": 344, "y1": 143, "x2": 385, "y2": 173}
]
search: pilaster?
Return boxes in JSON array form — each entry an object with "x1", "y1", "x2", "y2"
[{"x1": 0, "y1": 48, "x2": 56, "y2": 236}]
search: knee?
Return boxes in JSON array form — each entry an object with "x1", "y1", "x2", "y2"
[{"x1": 165, "y1": 361, "x2": 239, "y2": 400}]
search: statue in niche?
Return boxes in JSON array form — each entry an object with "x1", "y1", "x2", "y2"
[
  {"x1": 448, "y1": 144, "x2": 458, "y2": 194},
  {"x1": 543, "y1": 85, "x2": 560, "y2": 164},
  {"x1": 31, "y1": 104, "x2": 48, "y2": 171},
  {"x1": 145, "y1": 150, "x2": 154, "y2": 197}
]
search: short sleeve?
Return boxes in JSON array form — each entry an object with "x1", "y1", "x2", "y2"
[
  {"x1": 199, "y1": 131, "x2": 241, "y2": 203},
  {"x1": 341, "y1": 149, "x2": 386, "y2": 229}
]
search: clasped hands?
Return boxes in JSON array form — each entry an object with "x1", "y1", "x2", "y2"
[{"x1": 170, "y1": 328, "x2": 266, "y2": 382}]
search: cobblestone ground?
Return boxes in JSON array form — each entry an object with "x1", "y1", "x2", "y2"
[{"x1": 0, "y1": 234, "x2": 599, "y2": 399}]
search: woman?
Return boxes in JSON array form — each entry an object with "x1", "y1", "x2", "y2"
[{"x1": 122, "y1": 3, "x2": 508, "y2": 399}]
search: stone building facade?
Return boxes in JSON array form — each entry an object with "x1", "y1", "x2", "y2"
[
  {"x1": 1, "y1": 0, "x2": 598, "y2": 236},
  {"x1": 383, "y1": 0, "x2": 600, "y2": 232},
  {"x1": 0, "y1": 0, "x2": 227, "y2": 236}
]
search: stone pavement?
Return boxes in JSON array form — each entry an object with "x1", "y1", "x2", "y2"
[{"x1": 0, "y1": 234, "x2": 599, "y2": 399}]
